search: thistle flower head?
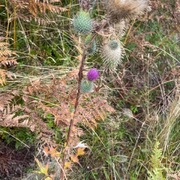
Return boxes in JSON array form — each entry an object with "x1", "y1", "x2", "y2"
[
  {"x1": 101, "y1": 39, "x2": 123, "y2": 70},
  {"x1": 87, "y1": 68, "x2": 99, "y2": 81},
  {"x1": 102, "y1": 0, "x2": 149, "y2": 23},
  {"x1": 80, "y1": 80, "x2": 94, "y2": 93},
  {"x1": 73, "y1": 10, "x2": 93, "y2": 34}
]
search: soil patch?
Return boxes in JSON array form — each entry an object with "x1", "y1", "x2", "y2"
[{"x1": 0, "y1": 142, "x2": 34, "y2": 180}]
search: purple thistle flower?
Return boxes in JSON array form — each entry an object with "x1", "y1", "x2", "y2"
[{"x1": 87, "y1": 68, "x2": 99, "y2": 81}]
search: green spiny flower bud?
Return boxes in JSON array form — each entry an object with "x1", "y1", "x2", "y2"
[
  {"x1": 73, "y1": 10, "x2": 93, "y2": 34},
  {"x1": 80, "y1": 80, "x2": 94, "y2": 93}
]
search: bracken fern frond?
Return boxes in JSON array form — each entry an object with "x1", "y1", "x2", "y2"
[
  {"x1": 148, "y1": 141, "x2": 166, "y2": 180},
  {"x1": 0, "y1": 37, "x2": 17, "y2": 85}
]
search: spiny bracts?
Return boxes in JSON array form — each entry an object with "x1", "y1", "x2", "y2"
[
  {"x1": 80, "y1": 80, "x2": 94, "y2": 93},
  {"x1": 73, "y1": 10, "x2": 93, "y2": 34},
  {"x1": 101, "y1": 39, "x2": 123, "y2": 70}
]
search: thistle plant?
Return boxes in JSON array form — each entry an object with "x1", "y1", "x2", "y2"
[
  {"x1": 2, "y1": 0, "x2": 178, "y2": 180},
  {"x1": 61, "y1": 0, "x2": 149, "y2": 179}
]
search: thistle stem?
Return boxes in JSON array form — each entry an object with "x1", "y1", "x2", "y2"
[
  {"x1": 66, "y1": 51, "x2": 87, "y2": 145},
  {"x1": 60, "y1": 50, "x2": 87, "y2": 180},
  {"x1": 61, "y1": 19, "x2": 108, "y2": 180}
]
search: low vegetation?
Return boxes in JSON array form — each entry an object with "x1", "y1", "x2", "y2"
[{"x1": 0, "y1": 0, "x2": 179, "y2": 179}]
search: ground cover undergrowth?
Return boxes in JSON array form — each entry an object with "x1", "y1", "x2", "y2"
[{"x1": 0, "y1": 0, "x2": 179, "y2": 179}]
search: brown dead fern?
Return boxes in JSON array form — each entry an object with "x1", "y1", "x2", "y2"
[
  {"x1": 0, "y1": 91, "x2": 35, "y2": 131},
  {"x1": 0, "y1": 37, "x2": 17, "y2": 85},
  {"x1": 9, "y1": 0, "x2": 67, "y2": 25},
  {"x1": 0, "y1": 89, "x2": 55, "y2": 149},
  {"x1": 22, "y1": 69, "x2": 114, "y2": 147}
]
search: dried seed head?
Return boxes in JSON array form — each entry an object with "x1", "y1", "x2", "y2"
[{"x1": 102, "y1": 0, "x2": 149, "y2": 23}]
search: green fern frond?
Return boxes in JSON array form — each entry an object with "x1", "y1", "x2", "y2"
[{"x1": 148, "y1": 141, "x2": 167, "y2": 180}]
